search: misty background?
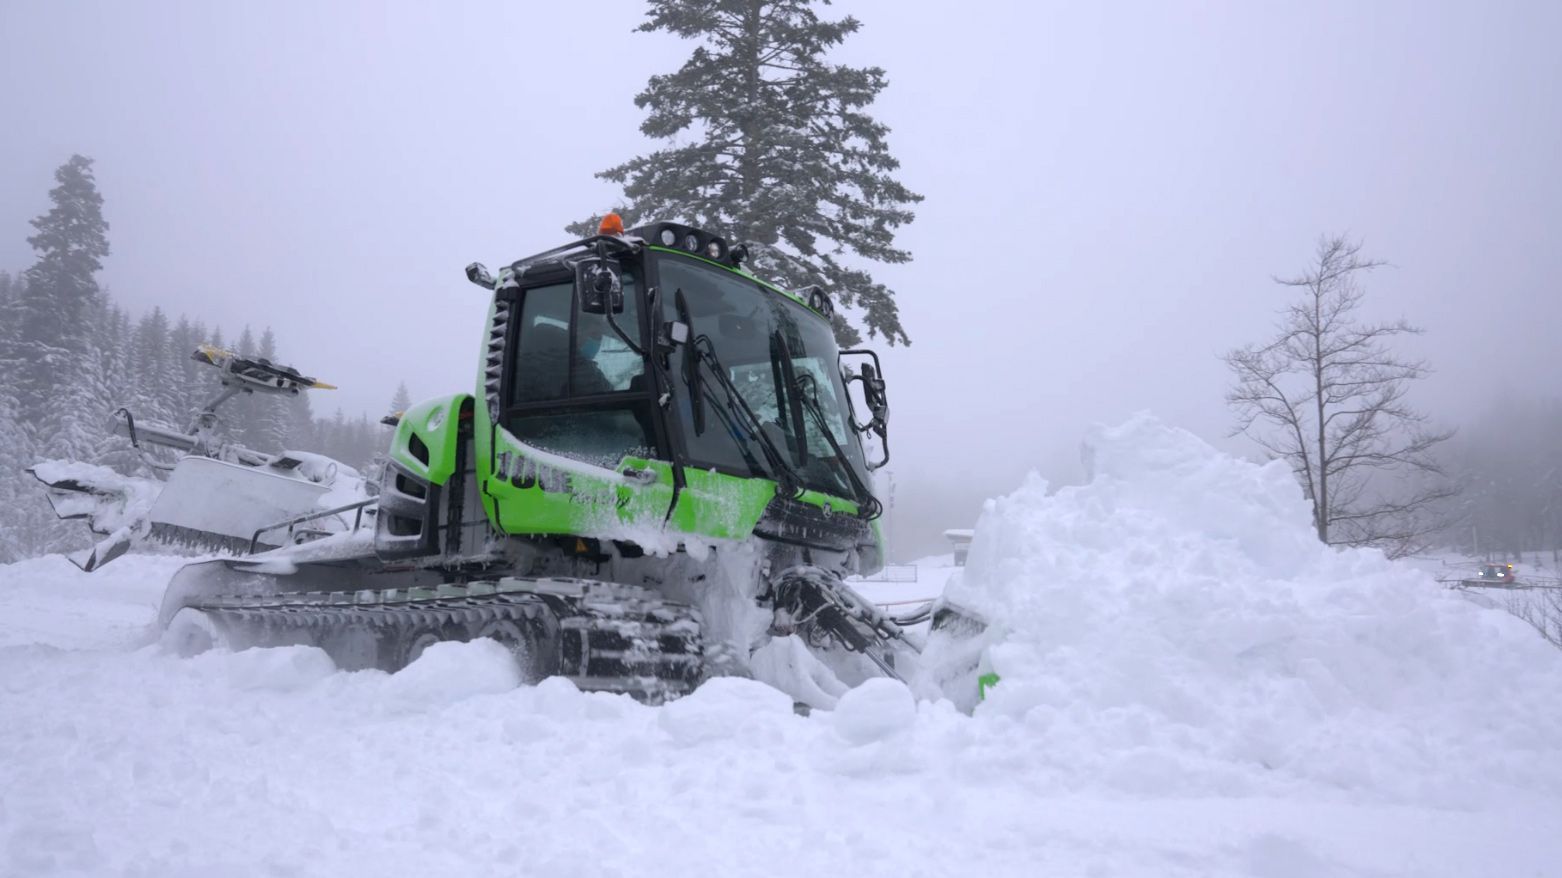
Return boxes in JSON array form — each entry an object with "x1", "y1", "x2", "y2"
[{"x1": 3, "y1": 0, "x2": 1560, "y2": 560}]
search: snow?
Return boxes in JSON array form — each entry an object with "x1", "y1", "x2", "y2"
[
  {"x1": 27, "y1": 459, "x2": 160, "y2": 534},
  {"x1": 4, "y1": 414, "x2": 1562, "y2": 875},
  {"x1": 950, "y1": 414, "x2": 1562, "y2": 807}
]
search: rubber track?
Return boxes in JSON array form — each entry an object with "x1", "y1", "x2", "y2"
[{"x1": 189, "y1": 580, "x2": 704, "y2": 703}]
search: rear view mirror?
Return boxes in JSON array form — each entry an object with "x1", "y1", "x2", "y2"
[
  {"x1": 840, "y1": 349, "x2": 890, "y2": 470},
  {"x1": 465, "y1": 262, "x2": 495, "y2": 288},
  {"x1": 578, "y1": 258, "x2": 624, "y2": 314}
]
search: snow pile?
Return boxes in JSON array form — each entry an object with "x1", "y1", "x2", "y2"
[
  {"x1": 952, "y1": 413, "x2": 1562, "y2": 804},
  {"x1": 5, "y1": 415, "x2": 1562, "y2": 875}
]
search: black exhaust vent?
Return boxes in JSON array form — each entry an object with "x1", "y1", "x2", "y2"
[
  {"x1": 395, "y1": 472, "x2": 427, "y2": 500},
  {"x1": 409, "y1": 433, "x2": 430, "y2": 465}
]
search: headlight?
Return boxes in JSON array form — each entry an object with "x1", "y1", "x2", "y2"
[
  {"x1": 706, "y1": 240, "x2": 724, "y2": 260},
  {"x1": 660, "y1": 229, "x2": 677, "y2": 247},
  {"x1": 684, "y1": 233, "x2": 700, "y2": 251}
]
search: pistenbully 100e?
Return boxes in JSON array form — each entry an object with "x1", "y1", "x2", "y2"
[{"x1": 40, "y1": 217, "x2": 987, "y2": 705}]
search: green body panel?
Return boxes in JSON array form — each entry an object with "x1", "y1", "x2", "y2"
[
  {"x1": 390, "y1": 393, "x2": 472, "y2": 486},
  {"x1": 979, "y1": 673, "x2": 1000, "y2": 700},
  {"x1": 477, "y1": 421, "x2": 851, "y2": 544},
  {"x1": 482, "y1": 424, "x2": 675, "y2": 537},
  {"x1": 666, "y1": 465, "x2": 777, "y2": 540}
]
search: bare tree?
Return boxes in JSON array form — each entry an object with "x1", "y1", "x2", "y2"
[
  {"x1": 1505, "y1": 588, "x2": 1562, "y2": 650},
  {"x1": 1225, "y1": 236, "x2": 1454, "y2": 557}
]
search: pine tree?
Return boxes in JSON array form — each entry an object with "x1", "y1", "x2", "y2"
[
  {"x1": 0, "y1": 271, "x2": 19, "y2": 371},
  {"x1": 0, "y1": 354, "x2": 33, "y2": 563},
  {"x1": 251, "y1": 327, "x2": 290, "y2": 452},
  {"x1": 225, "y1": 325, "x2": 258, "y2": 446},
  {"x1": 88, "y1": 300, "x2": 142, "y2": 471},
  {"x1": 13, "y1": 155, "x2": 111, "y2": 425},
  {"x1": 0, "y1": 270, "x2": 15, "y2": 315},
  {"x1": 284, "y1": 381, "x2": 317, "y2": 451},
  {"x1": 388, "y1": 382, "x2": 411, "y2": 419},
  {"x1": 130, "y1": 307, "x2": 178, "y2": 424},
  {"x1": 391, "y1": 382, "x2": 412, "y2": 415},
  {"x1": 570, "y1": 0, "x2": 922, "y2": 346},
  {"x1": 380, "y1": 380, "x2": 412, "y2": 445},
  {"x1": 169, "y1": 316, "x2": 201, "y2": 421}
]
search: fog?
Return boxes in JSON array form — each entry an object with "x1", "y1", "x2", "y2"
[{"x1": 3, "y1": 0, "x2": 1559, "y2": 559}]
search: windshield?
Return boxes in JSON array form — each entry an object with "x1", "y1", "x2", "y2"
[{"x1": 657, "y1": 254, "x2": 867, "y2": 499}]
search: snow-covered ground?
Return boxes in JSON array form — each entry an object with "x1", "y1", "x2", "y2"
[{"x1": 5, "y1": 415, "x2": 1562, "y2": 876}]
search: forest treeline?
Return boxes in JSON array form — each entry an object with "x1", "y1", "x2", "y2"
[
  {"x1": 0, "y1": 157, "x2": 397, "y2": 561},
  {"x1": 2, "y1": 155, "x2": 1558, "y2": 566}
]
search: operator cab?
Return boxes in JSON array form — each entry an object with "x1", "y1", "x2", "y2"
[{"x1": 478, "y1": 217, "x2": 886, "y2": 514}]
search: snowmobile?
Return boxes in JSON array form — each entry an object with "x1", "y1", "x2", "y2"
[{"x1": 34, "y1": 216, "x2": 989, "y2": 706}]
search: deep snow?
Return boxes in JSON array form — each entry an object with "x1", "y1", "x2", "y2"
[{"x1": 4, "y1": 415, "x2": 1562, "y2": 877}]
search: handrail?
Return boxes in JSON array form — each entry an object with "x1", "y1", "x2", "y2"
[{"x1": 248, "y1": 498, "x2": 376, "y2": 554}]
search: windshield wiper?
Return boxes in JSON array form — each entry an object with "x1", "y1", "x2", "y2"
[
  {"x1": 674, "y1": 293, "x2": 803, "y2": 498},
  {"x1": 770, "y1": 330, "x2": 809, "y2": 467},
  {"x1": 792, "y1": 372, "x2": 882, "y2": 520},
  {"x1": 691, "y1": 338, "x2": 805, "y2": 498}
]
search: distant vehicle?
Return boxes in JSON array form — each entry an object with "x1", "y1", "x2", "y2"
[{"x1": 1465, "y1": 562, "x2": 1517, "y2": 587}]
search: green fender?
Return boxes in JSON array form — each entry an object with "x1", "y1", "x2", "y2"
[{"x1": 389, "y1": 393, "x2": 473, "y2": 486}]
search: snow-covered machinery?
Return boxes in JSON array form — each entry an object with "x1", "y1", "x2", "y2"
[
  {"x1": 38, "y1": 217, "x2": 988, "y2": 707},
  {"x1": 30, "y1": 344, "x2": 367, "y2": 572},
  {"x1": 1466, "y1": 562, "x2": 1518, "y2": 587}
]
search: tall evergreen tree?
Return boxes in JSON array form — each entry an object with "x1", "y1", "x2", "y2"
[
  {"x1": 0, "y1": 293, "x2": 33, "y2": 560},
  {"x1": 224, "y1": 325, "x2": 258, "y2": 446},
  {"x1": 87, "y1": 300, "x2": 141, "y2": 471},
  {"x1": 22, "y1": 162, "x2": 113, "y2": 478},
  {"x1": 169, "y1": 316, "x2": 201, "y2": 421},
  {"x1": 285, "y1": 392, "x2": 316, "y2": 451},
  {"x1": 0, "y1": 271, "x2": 20, "y2": 369},
  {"x1": 382, "y1": 381, "x2": 412, "y2": 442},
  {"x1": 0, "y1": 270, "x2": 15, "y2": 315},
  {"x1": 130, "y1": 307, "x2": 179, "y2": 423},
  {"x1": 12, "y1": 155, "x2": 111, "y2": 426},
  {"x1": 388, "y1": 382, "x2": 411, "y2": 417},
  {"x1": 0, "y1": 419, "x2": 41, "y2": 562},
  {"x1": 251, "y1": 327, "x2": 291, "y2": 451},
  {"x1": 571, "y1": 0, "x2": 922, "y2": 346}
]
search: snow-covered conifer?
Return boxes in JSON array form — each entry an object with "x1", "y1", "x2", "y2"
[{"x1": 571, "y1": 0, "x2": 921, "y2": 346}]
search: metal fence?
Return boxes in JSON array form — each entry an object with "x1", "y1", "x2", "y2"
[{"x1": 855, "y1": 564, "x2": 918, "y2": 583}]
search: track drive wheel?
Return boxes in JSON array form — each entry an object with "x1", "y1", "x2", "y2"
[
  {"x1": 319, "y1": 623, "x2": 383, "y2": 672},
  {"x1": 389, "y1": 619, "x2": 465, "y2": 671},
  {"x1": 474, "y1": 609, "x2": 561, "y2": 684},
  {"x1": 161, "y1": 607, "x2": 226, "y2": 657}
]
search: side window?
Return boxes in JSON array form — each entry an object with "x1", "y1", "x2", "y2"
[
  {"x1": 572, "y1": 272, "x2": 644, "y2": 396},
  {"x1": 511, "y1": 283, "x2": 572, "y2": 404},
  {"x1": 504, "y1": 269, "x2": 657, "y2": 469}
]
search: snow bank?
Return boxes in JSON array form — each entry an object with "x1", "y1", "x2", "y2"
[
  {"x1": 4, "y1": 415, "x2": 1562, "y2": 875},
  {"x1": 953, "y1": 413, "x2": 1562, "y2": 804}
]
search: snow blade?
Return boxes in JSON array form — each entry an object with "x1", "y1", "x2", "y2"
[
  {"x1": 769, "y1": 565, "x2": 915, "y2": 680},
  {"x1": 29, "y1": 454, "x2": 356, "y2": 570},
  {"x1": 146, "y1": 456, "x2": 332, "y2": 552},
  {"x1": 920, "y1": 599, "x2": 995, "y2": 712},
  {"x1": 66, "y1": 527, "x2": 136, "y2": 572},
  {"x1": 929, "y1": 599, "x2": 989, "y2": 642},
  {"x1": 28, "y1": 461, "x2": 159, "y2": 538}
]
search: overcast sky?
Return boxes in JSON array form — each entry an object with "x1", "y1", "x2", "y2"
[{"x1": 3, "y1": 0, "x2": 1559, "y2": 558}]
